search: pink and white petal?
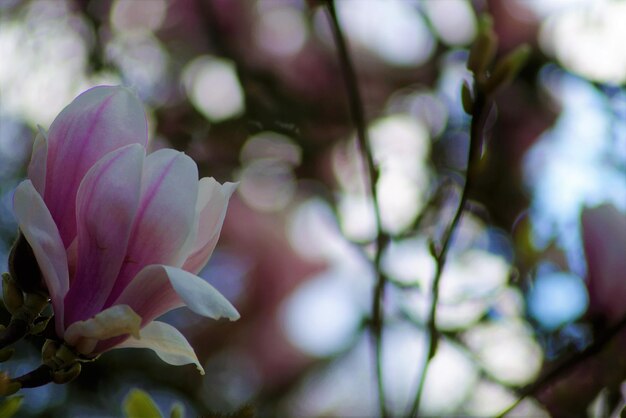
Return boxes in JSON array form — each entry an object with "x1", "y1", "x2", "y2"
[
  {"x1": 105, "y1": 150, "x2": 198, "y2": 304},
  {"x1": 113, "y1": 265, "x2": 239, "y2": 326},
  {"x1": 582, "y1": 204, "x2": 626, "y2": 322},
  {"x1": 44, "y1": 86, "x2": 148, "y2": 247},
  {"x1": 114, "y1": 320, "x2": 205, "y2": 374},
  {"x1": 64, "y1": 305, "x2": 141, "y2": 355},
  {"x1": 63, "y1": 144, "x2": 144, "y2": 326},
  {"x1": 12, "y1": 180, "x2": 69, "y2": 334},
  {"x1": 182, "y1": 179, "x2": 237, "y2": 274},
  {"x1": 27, "y1": 126, "x2": 48, "y2": 196}
]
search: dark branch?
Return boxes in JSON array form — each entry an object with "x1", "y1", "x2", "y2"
[
  {"x1": 0, "y1": 318, "x2": 29, "y2": 349},
  {"x1": 12, "y1": 365, "x2": 53, "y2": 389},
  {"x1": 408, "y1": 92, "x2": 489, "y2": 418},
  {"x1": 323, "y1": 1, "x2": 388, "y2": 416},
  {"x1": 495, "y1": 313, "x2": 626, "y2": 417}
]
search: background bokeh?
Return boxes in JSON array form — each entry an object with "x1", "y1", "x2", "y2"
[{"x1": 0, "y1": 0, "x2": 625, "y2": 416}]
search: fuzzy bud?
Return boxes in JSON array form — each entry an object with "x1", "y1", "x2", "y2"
[
  {"x1": 467, "y1": 15, "x2": 498, "y2": 78},
  {"x1": 485, "y1": 44, "x2": 531, "y2": 94},
  {"x1": 52, "y1": 362, "x2": 81, "y2": 384}
]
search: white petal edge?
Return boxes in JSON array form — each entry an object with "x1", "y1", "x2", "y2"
[
  {"x1": 13, "y1": 180, "x2": 69, "y2": 333},
  {"x1": 114, "y1": 265, "x2": 240, "y2": 323},
  {"x1": 182, "y1": 179, "x2": 238, "y2": 274},
  {"x1": 27, "y1": 126, "x2": 48, "y2": 195},
  {"x1": 64, "y1": 304, "x2": 141, "y2": 355},
  {"x1": 164, "y1": 265, "x2": 240, "y2": 321},
  {"x1": 114, "y1": 320, "x2": 205, "y2": 374}
]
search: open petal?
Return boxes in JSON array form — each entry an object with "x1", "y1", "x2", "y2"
[
  {"x1": 64, "y1": 304, "x2": 141, "y2": 355},
  {"x1": 105, "y1": 150, "x2": 199, "y2": 304},
  {"x1": 43, "y1": 86, "x2": 148, "y2": 247},
  {"x1": 63, "y1": 144, "x2": 144, "y2": 326},
  {"x1": 114, "y1": 320, "x2": 205, "y2": 374},
  {"x1": 13, "y1": 180, "x2": 69, "y2": 334},
  {"x1": 182, "y1": 179, "x2": 237, "y2": 274},
  {"x1": 113, "y1": 265, "x2": 240, "y2": 325},
  {"x1": 27, "y1": 126, "x2": 48, "y2": 196},
  {"x1": 582, "y1": 204, "x2": 626, "y2": 322}
]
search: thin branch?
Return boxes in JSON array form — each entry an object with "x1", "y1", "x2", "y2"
[
  {"x1": 495, "y1": 313, "x2": 626, "y2": 417},
  {"x1": 323, "y1": 1, "x2": 388, "y2": 416},
  {"x1": 12, "y1": 365, "x2": 52, "y2": 389},
  {"x1": 0, "y1": 318, "x2": 29, "y2": 349},
  {"x1": 408, "y1": 92, "x2": 488, "y2": 417}
]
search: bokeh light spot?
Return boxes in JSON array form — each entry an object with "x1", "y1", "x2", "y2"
[
  {"x1": 183, "y1": 56, "x2": 244, "y2": 122},
  {"x1": 528, "y1": 271, "x2": 589, "y2": 330}
]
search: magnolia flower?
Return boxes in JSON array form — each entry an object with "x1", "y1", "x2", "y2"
[
  {"x1": 537, "y1": 204, "x2": 626, "y2": 415},
  {"x1": 581, "y1": 204, "x2": 626, "y2": 323},
  {"x1": 12, "y1": 86, "x2": 239, "y2": 373}
]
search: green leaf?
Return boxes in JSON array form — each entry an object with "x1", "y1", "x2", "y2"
[
  {"x1": 123, "y1": 389, "x2": 162, "y2": 418},
  {"x1": 0, "y1": 396, "x2": 23, "y2": 418}
]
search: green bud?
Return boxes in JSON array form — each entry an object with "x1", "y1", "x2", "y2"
[
  {"x1": 29, "y1": 316, "x2": 51, "y2": 335},
  {"x1": 428, "y1": 240, "x2": 438, "y2": 258},
  {"x1": 42, "y1": 340, "x2": 59, "y2": 365},
  {"x1": 52, "y1": 362, "x2": 81, "y2": 384},
  {"x1": 55, "y1": 344, "x2": 79, "y2": 367},
  {"x1": 485, "y1": 44, "x2": 531, "y2": 94},
  {"x1": 0, "y1": 382, "x2": 21, "y2": 397},
  {"x1": 170, "y1": 403, "x2": 185, "y2": 418},
  {"x1": 0, "y1": 348, "x2": 14, "y2": 363},
  {"x1": 461, "y1": 81, "x2": 474, "y2": 114},
  {"x1": 467, "y1": 15, "x2": 498, "y2": 77},
  {"x1": 2, "y1": 273, "x2": 23, "y2": 314}
]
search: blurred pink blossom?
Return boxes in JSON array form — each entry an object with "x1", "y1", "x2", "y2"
[
  {"x1": 538, "y1": 204, "x2": 626, "y2": 416},
  {"x1": 13, "y1": 86, "x2": 238, "y2": 373},
  {"x1": 582, "y1": 204, "x2": 626, "y2": 323}
]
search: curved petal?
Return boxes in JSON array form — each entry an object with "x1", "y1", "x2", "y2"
[
  {"x1": 114, "y1": 320, "x2": 205, "y2": 374},
  {"x1": 27, "y1": 126, "x2": 48, "y2": 196},
  {"x1": 182, "y1": 179, "x2": 237, "y2": 274},
  {"x1": 105, "y1": 150, "x2": 198, "y2": 304},
  {"x1": 44, "y1": 85, "x2": 148, "y2": 247},
  {"x1": 582, "y1": 204, "x2": 626, "y2": 322},
  {"x1": 64, "y1": 304, "x2": 141, "y2": 355},
  {"x1": 12, "y1": 180, "x2": 69, "y2": 334},
  {"x1": 63, "y1": 144, "x2": 144, "y2": 326},
  {"x1": 113, "y1": 265, "x2": 240, "y2": 325}
]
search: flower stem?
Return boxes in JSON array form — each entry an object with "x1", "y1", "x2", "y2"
[
  {"x1": 408, "y1": 91, "x2": 489, "y2": 418},
  {"x1": 323, "y1": 1, "x2": 387, "y2": 416},
  {"x1": 494, "y1": 313, "x2": 626, "y2": 417},
  {"x1": 13, "y1": 365, "x2": 53, "y2": 388},
  {"x1": 0, "y1": 318, "x2": 29, "y2": 349}
]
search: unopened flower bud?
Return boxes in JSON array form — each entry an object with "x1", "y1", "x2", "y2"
[
  {"x1": 29, "y1": 316, "x2": 52, "y2": 335},
  {"x1": 485, "y1": 44, "x2": 531, "y2": 94},
  {"x1": 0, "y1": 373, "x2": 20, "y2": 396},
  {"x1": 42, "y1": 340, "x2": 59, "y2": 365},
  {"x1": 2, "y1": 273, "x2": 23, "y2": 314},
  {"x1": 170, "y1": 403, "x2": 185, "y2": 418},
  {"x1": 467, "y1": 15, "x2": 498, "y2": 78},
  {"x1": 52, "y1": 362, "x2": 81, "y2": 384},
  {"x1": 461, "y1": 81, "x2": 474, "y2": 114}
]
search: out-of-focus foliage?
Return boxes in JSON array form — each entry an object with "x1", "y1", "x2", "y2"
[{"x1": 0, "y1": 396, "x2": 22, "y2": 418}]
